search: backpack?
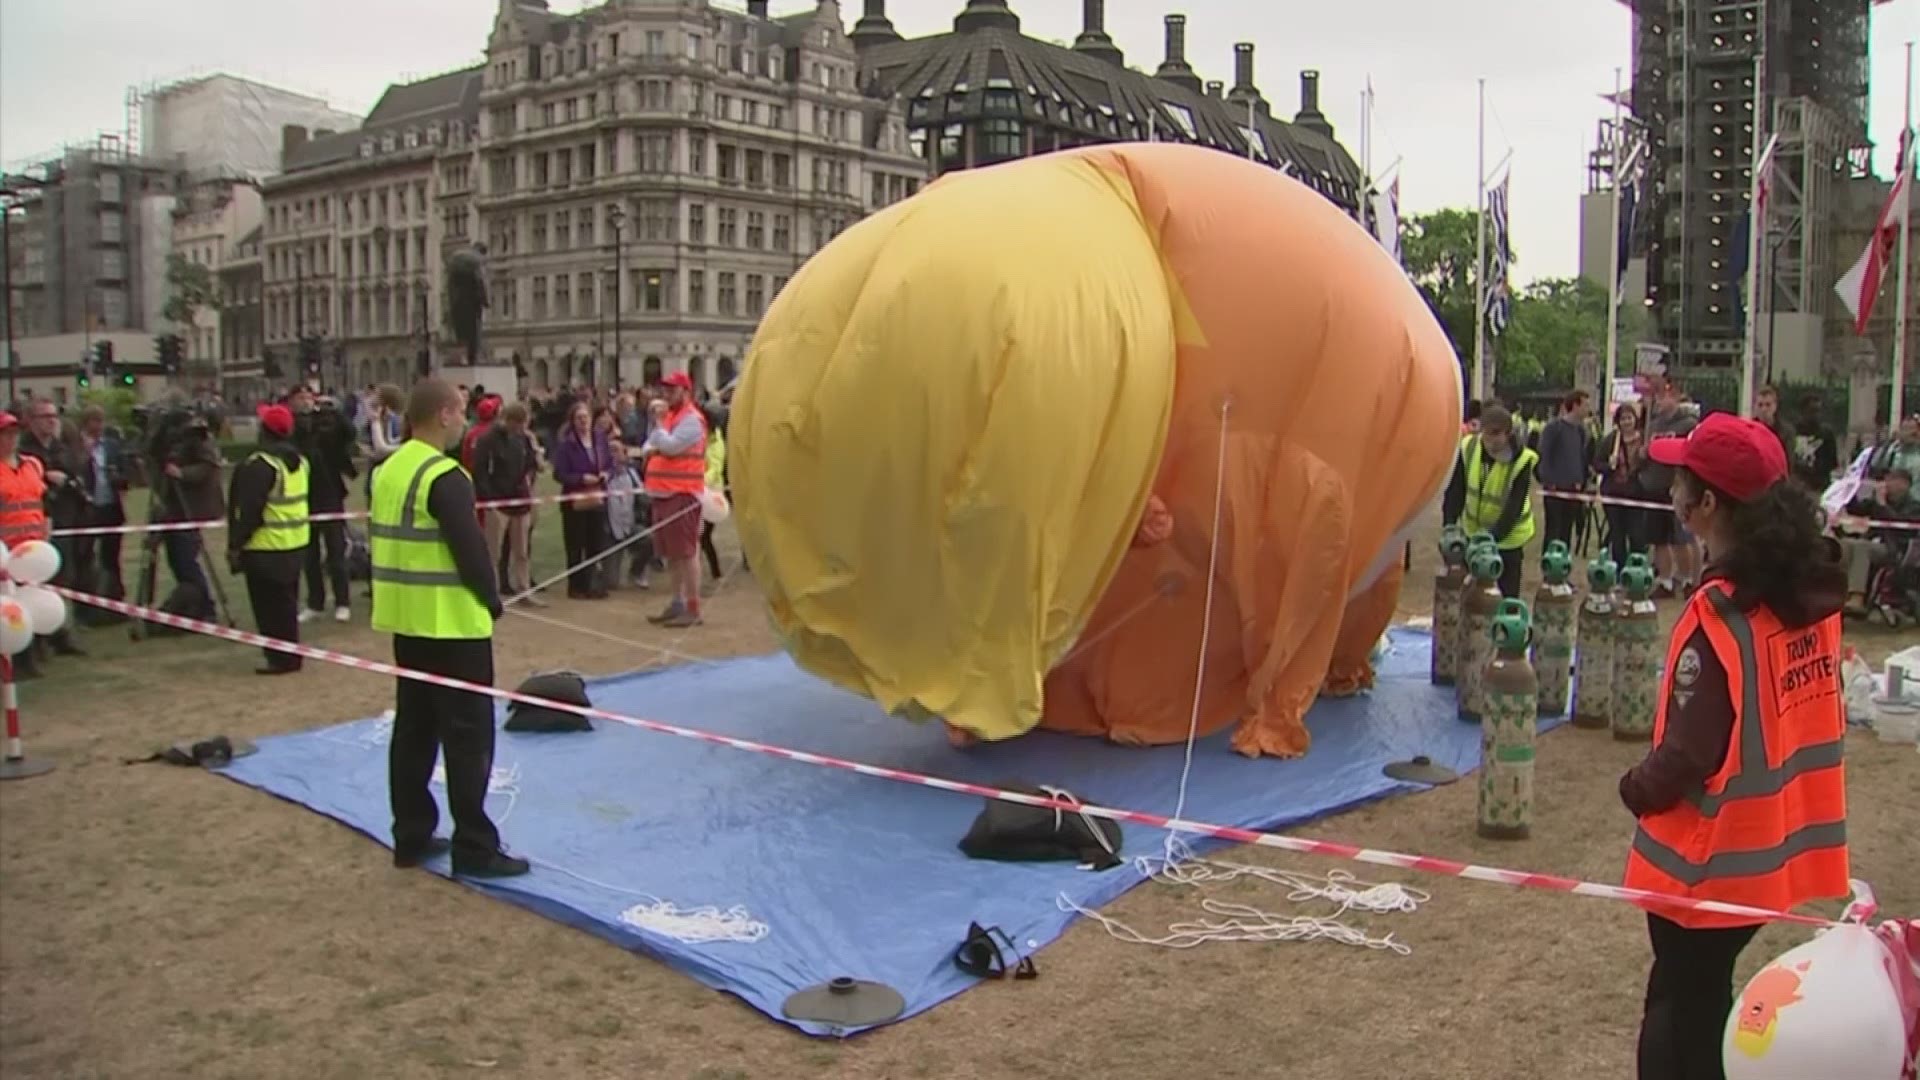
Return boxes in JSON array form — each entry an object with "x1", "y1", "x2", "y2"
[{"x1": 504, "y1": 670, "x2": 593, "y2": 733}]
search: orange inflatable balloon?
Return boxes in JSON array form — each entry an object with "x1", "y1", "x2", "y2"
[{"x1": 732, "y1": 143, "x2": 1461, "y2": 758}]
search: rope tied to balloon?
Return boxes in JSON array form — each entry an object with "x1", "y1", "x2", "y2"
[{"x1": 0, "y1": 539, "x2": 71, "y2": 656}]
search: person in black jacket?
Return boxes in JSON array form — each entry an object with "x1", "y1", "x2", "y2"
[
  {"x1": 227, "y1": 405, "x2": 307, "y2": 675},
  {"x1": 290, "y1": 386, "x2": 359, "y2": 623},
  {"x1": 1535, "y1": 390, "x2": 1592, "y2": 559},
  {"x1": 18, "y1": 399, "x2": 87, "y2": 658},
  {"x1": 147, "y1": 408, "x2": 223, "y2": 619},
  {"x1": 471, "y1": 402, "x2": 545, "y2": 606}
]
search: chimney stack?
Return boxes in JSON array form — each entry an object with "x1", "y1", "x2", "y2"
[
  {"x1": 851, "y1": 0, "x2": 903, "y2": 49},
  {"x1": 953, "y1": 0, "x2": 1021, "y2": 34},
  {"x1": 746, "y1": 0, "x2": 767, "y2": 16},
  {"x1": 1205, "y1": 81, "x2": 1224, "y2": 99},
  {"x1": 281, "y1": 125, "x2": 309, "y2": 163},
  {"x1": 1294, "y1": 70, "x2": 1334, "y2": 137},
  {"x1": 1154, "y1": 14, "x2": 1203, "y2": 94},
  {"x1": 1072, "y1": 0, "x2": 1125, "y2": 68},
  {"x1": 1233, "y1": 42, "x2": 1255, "y2": 91}
]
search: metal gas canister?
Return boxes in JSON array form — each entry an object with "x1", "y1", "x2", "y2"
[
  {"x1": 1611, "y1": 554, "x2": 1661, "y2": 742},
  {"x1": 1479, "y1": 597, "x2": 1538, "y2": 840},
  {"x1": 1531, "y1": 541, "x2": 1576, "y2": 718},
  {"x1": 1431, "y1": 525, "x2": 1471, "y2": 686},
  {"x1": 1572, "y1": 556, "x2": 1618, "y2": 730},
  {"x1": 1457, "y1": 547, "x2": 1506, "y2": 725}
]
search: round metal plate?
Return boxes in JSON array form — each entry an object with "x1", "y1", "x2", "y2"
[
  {"x1": 781, "y1": 977, "x2": 906, "y2": 1028},
  {"x1": 0, "y1": 756, "x2": 57, "y2": 781},
  {"x1": 1383, "y1": 755, "x2": 1460, "y2": 786}
]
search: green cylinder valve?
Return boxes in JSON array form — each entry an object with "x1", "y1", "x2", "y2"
[
  {"x1": 1492, "y1": 598, "x2": 1532, "y2": 652},
  {"x1": 1540, "y1": 541, "x2": 1572, "y2": 585},
  {"x1": 1587, "y1": 556, "x2": 1618, "y2": 592}
]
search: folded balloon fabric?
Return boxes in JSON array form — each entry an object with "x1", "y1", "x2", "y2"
[{"x1": 731, "y1": 143, "x2": 1461, "y2": 758}]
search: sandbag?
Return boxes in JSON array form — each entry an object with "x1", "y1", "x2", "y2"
[
  {"x1": 504, "y1": 670, "x2": 592, "y2": 733},
  {"x1": 957, "y1": 783, "x2": 1122, "y2": 870}
]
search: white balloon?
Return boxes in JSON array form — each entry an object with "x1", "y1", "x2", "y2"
[
  {"x1": 6, "y1": 540, "x2": 60, "y2": 587},
  {"x1": 699, "y1": 489, "x2": 731, "y2": 524},
  {"x1": 0, "y1": 599, "x2": 32, "y2": 657},
  {"x1": 1724, "y1": 922, "x2": 1908, "y2": 1080},
  {"x1": 15, "y1": 585, "x2": 66, "y2": 636},
  {"x1": 0, "y1": 542, "x2": 10, "y2": 573}
]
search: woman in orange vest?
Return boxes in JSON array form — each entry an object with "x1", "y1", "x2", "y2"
[{"x1": 1621, "y1": 411, "x2": 1850, "y2": 1080}]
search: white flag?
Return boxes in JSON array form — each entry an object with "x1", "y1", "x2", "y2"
[{"x1": 1371, "y1": 176, "x2": 1401, "y2": 263}]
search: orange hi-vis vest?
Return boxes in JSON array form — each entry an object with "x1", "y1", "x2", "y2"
[
  {"x1": 1623, "y1": 581, "x2": 1849, "y2": 929},
  {"x1": 643, "y1": 402, "x2": 707, "y2": 497},
  {"x1": 0, "y1": 454, "x2": 48, "y2": 549}
]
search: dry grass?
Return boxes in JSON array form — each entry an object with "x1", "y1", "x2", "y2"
[{"x1": 2, "y1": 502, "x2": 1913, "y2": 1080}]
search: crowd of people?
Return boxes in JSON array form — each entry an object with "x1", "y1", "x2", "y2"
[
  {"x1": 1447, "y1": 371, "x2": 1919, "y2": 617},
  {"x1": 0, "y1": 372, "x2": 736, "y2": 680}
]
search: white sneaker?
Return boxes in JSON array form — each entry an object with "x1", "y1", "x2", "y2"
[
  {"x1": 298, "y1": 609, "x2": 319, "y2": 624},
  {"x1": 334, "y1": 606, "x2": 351, "y2": 623}
]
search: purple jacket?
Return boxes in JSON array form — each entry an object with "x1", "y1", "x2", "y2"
[{"x1": 552, "y1": 428, "x2": 613, "y2": 493}]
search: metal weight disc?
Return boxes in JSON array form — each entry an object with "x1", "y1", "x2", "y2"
[
  {"x1": 782, "y1": 977, "x2": 906, "y2": 1028},
  {"x1": 1383, "y1": 755, "x2": 1461, "y2": 786}
]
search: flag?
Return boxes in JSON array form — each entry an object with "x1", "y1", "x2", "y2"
[
  {"x1": 1484, "y1": 172, "x2": 1512, "y2": 336},
  {"x1": 1372, "y1": 175, "x2": 1401, "y2": 263},
  {"x1": 1834, "y1": 130, "x2": 1913, "y2": 335},
  {"x1": 1615, "y1": 136, "x2": 1643, "y2": 289}
]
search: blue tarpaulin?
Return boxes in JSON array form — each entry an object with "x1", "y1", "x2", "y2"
[{"x1": 218, "y1": 628, "x2": 1559, "y2": 1034}]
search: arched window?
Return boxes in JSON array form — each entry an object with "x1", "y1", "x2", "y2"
[
  {"x1": 716, "y1": 355, "x2": 737, "y2": 388},
  {"x1": 643, "y1": 355, "x2": 663, "y2": 385},
  {"x1": 534, "y1": 357, "x2": 551, "y2": 390}
]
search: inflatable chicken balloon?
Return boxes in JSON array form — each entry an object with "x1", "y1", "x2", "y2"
[
  {"x1": 731, "y1": 143, "x2": 1461, "y2": 757},
  {"x1": 1723, "y1": 922, "x2": 1912, "y2": 1080}
]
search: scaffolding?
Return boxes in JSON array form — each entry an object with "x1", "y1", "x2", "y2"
[{"x1": 1768, "y1": 96, "x2": 1849, "y2": 319}]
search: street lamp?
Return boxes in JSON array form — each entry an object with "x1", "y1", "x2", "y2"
[
  {"x1": 606, "y1": 204, "x2": 626, "y2": 389},
  {"x1": 416, "y1": 277, "x2": 431, "y2": 380}
]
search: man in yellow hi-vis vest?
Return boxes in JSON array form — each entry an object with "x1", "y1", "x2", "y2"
[
  {"x1": 370, "y1": 379, "x2": 524, "y2": 878},
  {"x1": 1441, "y1": 404, "x2": 1539, "y2": 598},
  {"x1": 226, "y1": 404, "x2": 310, "y2": 675}
]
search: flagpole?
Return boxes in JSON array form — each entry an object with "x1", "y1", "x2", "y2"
[
  {"x1": 1604, "y1": 67, "x2": 1625, "y2": 418},
  {"x1": 1474, "y1": 78, "x2": 1488, "y2": 403},
  {"x1": 1893, "y1": 41, "x2": 1913, "y2": 426},
  {"x1": 1740, "y1": 51, "x2": 1766, "y2": 419}
]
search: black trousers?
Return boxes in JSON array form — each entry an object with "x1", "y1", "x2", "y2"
[
  {"x1": 389, "y1": 635, "x2": 501, "y2": 861},
  {"x1": 304, "y1": 518, "x2": 350, "y2": 612},
  {"x1": 242, "y1": 552, "x2": 302, "y2": 671},
  {"x1": 699, "y1": 520, "x2": 723, "y2": 580},
  {"x1": 1542, "y1": 493, "x2": 1577, "y2": 557},
  {"x1": 1496, "y1": 545, "x2": 1524, "y2": 599},
  {"x1": 89, "y1": 502, "x2": 126, "y2": 597},
  {"x1": 1637, "y1": 914, "x2": 1760, "y2": 1080},
  {"x1": 559, "y1": 506, "x2": 606, "y2": 596}
]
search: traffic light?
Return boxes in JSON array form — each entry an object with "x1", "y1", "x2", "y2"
[
  {"x1": 75, "y1": 362, "x2": 91, "y2": 389},
  {"x1": 96, "y1": 340, "x2": 114, "y2": 367},
  {"x1": 299, "y1": 334, "x2": 322, "y2": 376},
  {"x1": 118, "y1": 367, "x2": 135, "y2": 387},
  {"x1": 155, "y1": 333, "x2": 183, "y2": 375}
]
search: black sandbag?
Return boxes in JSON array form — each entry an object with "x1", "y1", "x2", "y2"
[
  {"x1": 504, "y1": 670, "x2": 592, "y2": 733},
  {"x1": 958, "y1": 781, "x2": 1123, "y2": 870}
]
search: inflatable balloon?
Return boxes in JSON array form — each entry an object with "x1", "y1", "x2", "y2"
[
  {"x1": 5, "y1": 539, "x2": 60, "y2": 587},
  {"x1": 0, "y1": 541, "x2": 11, "y2": 574},
  {"x1": 699, "y1": 488, "x2": 731, "y2": 525},
  {"x1": 0, "y1": 598, "x2": 32, "y2": 657},
  {"x1": 15, "y1": 585, "x2": 65, "y2": 636},
  {"x1": 732, "y1": 144, "x2": 1460, "y2": 757},
  {"x1": 1724, "y1": 923, "x2": 1909, "y2": 1080}
]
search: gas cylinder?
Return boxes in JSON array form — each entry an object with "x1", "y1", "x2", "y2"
[
  {"x1": 1612, "y1": 554, "x2": 1661, "y2": 742},
  {"x1": 1457, "y1": 548, "x2": 1506, "y2": 725},
  {"x1": 1479, "y1": 597, "x2": 1538, "y2": 840},
  {"x1": 1572, "y1": 555, "x2": 1618, "y2": 730},
  {"x1": 1531, "y1": 541, "x2": 1576, "y2": 718},
  {"x1": 1431, "y1": 525, "x2": 1471, "y2": 686}
]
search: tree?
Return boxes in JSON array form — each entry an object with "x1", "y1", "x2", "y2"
[
  {"x1": 1400, "y1": 208, "x2": 1481, "y2": 363},
  {"x1": 161, "y1": 253, "x2": 221, "y2": 328},
  {"x1": 1499, "y1": 277, "x2": 1609, "y2": 386}
]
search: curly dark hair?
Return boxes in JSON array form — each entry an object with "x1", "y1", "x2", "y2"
[{"x1": 1679, "y1": 470, "x2": 1845, "y2": 624}]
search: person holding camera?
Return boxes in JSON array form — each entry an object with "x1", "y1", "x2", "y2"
[
  {"x1": 146, "y1": 409, "x2": 223, "y2": 621},
  {"x1": 290, "y1": 386, "x2": 358, "y2": 623}
]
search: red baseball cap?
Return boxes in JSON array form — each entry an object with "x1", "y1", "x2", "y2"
[
  {"x1": 257, "y1": 403, "x2": 296, "y2": 437},
  {"x1": 1647, "y1": 412, "x2": 1788, "y2": 502},
  {"x1": 661, "y1": 371, "x2": 693, "y2": 390},
  {"x1": 476, "y1": 395, "x2": 502, "y2": 421},
  {"x1": 0, "y1": 412, "x2": 17, "y2": 431}
]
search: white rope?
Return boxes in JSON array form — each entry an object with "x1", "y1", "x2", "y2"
[
  {"x1": 502, "y1": 499, "x2": 701, "y2": 608},
  {"x1": 1164, "y1": 398, "x2": 1233, "y2": 863},
  {"x1": 532, "y1": 858, "x2": 770, "y2": 945},
  {"x1": 1058, "y1": 894, "x2": 1415, "y2": 954}
]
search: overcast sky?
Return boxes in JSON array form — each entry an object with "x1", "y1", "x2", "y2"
[{"x1": 2, "y1": 0, "x2": 1914, "y2": 283}]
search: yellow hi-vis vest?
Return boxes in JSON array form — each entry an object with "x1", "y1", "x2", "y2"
[
  {"x1": 369, "y1": 439, "x2": 492, "y2": 640},
  {"x1": 1458, "y1": 435, "x2": 1538, "y2": 550},
  {"x1": 243, "y1": 451, "x2": 311, "y2": 552}
]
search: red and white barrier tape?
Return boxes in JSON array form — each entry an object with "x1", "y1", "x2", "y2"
[
  {"x1": 45, "y1": 583, "x2": 1837, "y2": 929},
  {"x1": 1541, "y1": 488, "x2": 1920, "y2": 532},
  {"x1": 49, "y1": 489, "x2": 611, "y2": 538}
]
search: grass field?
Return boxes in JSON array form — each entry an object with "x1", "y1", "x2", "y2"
[{"x1": 2, "y1": 478, "x2": 1913, "y2": 1080}]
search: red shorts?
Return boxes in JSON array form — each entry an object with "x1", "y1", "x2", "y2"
[{"x1": 651, "y1": 493, "x2": 701, "y2": 560}]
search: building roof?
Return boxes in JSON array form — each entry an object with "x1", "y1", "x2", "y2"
[
  {"x1": 279, "y1": 66, "x2": 484, "y2": 176},
  {"x1": 856, "y1": 16, "x2": 1364, "y2": 209}
]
